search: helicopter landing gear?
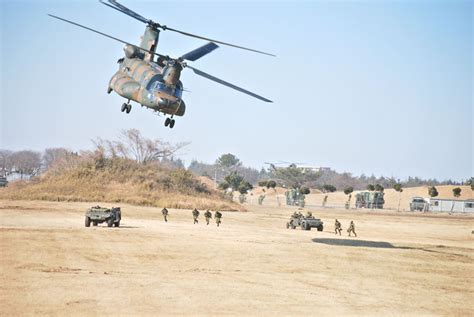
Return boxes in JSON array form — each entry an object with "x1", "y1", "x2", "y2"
[
  {"x1": 121, "y1": 103, "x2": 131, "y2": 114},
  {"x1": 164, "y1": 117, "x2": 175, "y2": 128}
]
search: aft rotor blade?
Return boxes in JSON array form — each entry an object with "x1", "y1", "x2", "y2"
[
  {"x1": 186, "y1": 65, "x2": 273, "y2": 103},
  {"x1": 99, "y1": 0, "x2": 149, "y2": 24},
  {"x1": 165, "y1": 26, "x2": 275, "y2": 57},
  {"x1": 47, "y1": 14, "x2": 166, "y2": 59},
  {"x1": 181, "y1": 42, "x2": 219, "y2": 62}
]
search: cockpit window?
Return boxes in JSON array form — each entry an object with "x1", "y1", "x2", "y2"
[{"x1": 152, "y1": 81, "x2": 183, "y2": 98}]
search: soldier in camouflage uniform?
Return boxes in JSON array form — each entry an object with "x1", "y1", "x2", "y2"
[
  {"x1": 204, "y1": 210, "x2": 212, "y2": 225},
  {"x1": 306, "y1": 211, "x2": 313, "y2": 218},
  {"x1": 347, "y1": 220, "x2": 357, "y2": 237},
  {"x1": 192, "y1": 208, "x2": 200, "y2": 224},
  {"x1": 334, "y1": 219, "x2": 342, "y2": 235},
  {"x1": 214, "y1": 211, "x2": 222, "y2": 227},
  {"x1": 161, "y1": 208, "x2": 169, "y2": 222}
]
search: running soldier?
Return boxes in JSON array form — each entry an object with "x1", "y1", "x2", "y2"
[
  {"x1": 161, "y1": 208, "x2": 169, "y2": 222},
  {"x1": 334, "y1": 219, "x2": 342, "y2": 235},
  {"x1": 204, "y1": 210, "x2": 212, "y2": 225},
  {"x1": 215, "y1": 211, "x2": 222, "y2": 227},
  {"x1": 192, "y1": 208, "x2": 200, "y2": 224},
  {"x1": 347, "y1": 220, "x2": 357, "y2": 237}
]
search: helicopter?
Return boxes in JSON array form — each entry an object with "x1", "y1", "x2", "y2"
[{"x1": 49, "y1": 0, "x2": 274, "y2": 129}]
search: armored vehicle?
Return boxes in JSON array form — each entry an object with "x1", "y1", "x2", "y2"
[
  {"x1": 0, "y1": 177, "x2": 7, "y2": 187},
  {"x1": 355, "y1": 191, "x2": 385, "y2": 209},
  {"x1": 285, "y1": 189, "x2": 306, "y2": 207},
  {"x1": 286, "y1": 215, "x2": 323, "y2": 231},
  {"x1": 409, "y1": 197, "x2": 426, "y2": 211},
  {"x1": 85, "y1": 206, "x2": 121, "y2": 227}
]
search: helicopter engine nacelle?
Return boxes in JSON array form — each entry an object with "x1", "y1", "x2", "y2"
[
  {"x1": 123, "y1": 44, "x2": 145, "y2": 59},
  {"x1": 162, "y1": 63, "x2": 182, "y2": 86}
]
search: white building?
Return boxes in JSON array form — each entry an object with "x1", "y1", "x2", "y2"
[{"x1": 427, "y1": 198, "x2": 474, "y2": 213}]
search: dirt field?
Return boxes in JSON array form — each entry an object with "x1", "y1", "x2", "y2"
[{"x1": 1, "y1": 200, "x2": 473, "y2": 316}]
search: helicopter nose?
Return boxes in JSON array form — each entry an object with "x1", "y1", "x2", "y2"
[{"x1": 157, "y1": 98, "x2": 186, "y2": 116}]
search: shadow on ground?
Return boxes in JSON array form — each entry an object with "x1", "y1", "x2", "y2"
[
  {"x1": 312, "y1": 238, "x2": 470, "y2": 258},
  {"x1": 312, "y1": 238, "x2": 395, "y2": 248}
]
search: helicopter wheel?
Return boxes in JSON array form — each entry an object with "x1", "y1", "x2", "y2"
[
  {"x1": 121, "y1": 103, "x2": 127, "y2": 112},
  {"x1": 164, "y1": 118, "x2": 171, "y2": 127},
  {"x1": 169, "y1": 119, "x2": 175, "y2": 129},
  {"x1": 126, "y1": 104, "x2": 132, "y2": 114}
]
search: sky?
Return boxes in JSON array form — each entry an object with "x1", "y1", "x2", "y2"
[{"x1": 1, "y1": 0, "x2": 472, "y2": 181}]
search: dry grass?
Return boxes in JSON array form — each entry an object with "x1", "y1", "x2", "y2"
[{"x1": 0, "y1": 158, "x2": 244, "y2": 211}]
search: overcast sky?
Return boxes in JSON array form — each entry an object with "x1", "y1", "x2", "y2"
[{"x1": 1, "y1": 0, "x2": 472, "y2": 181}]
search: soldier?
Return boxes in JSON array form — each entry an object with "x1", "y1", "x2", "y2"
[
  {"x1": 322, "y1": 195, "x2": 328, "y2": 208},
  {"x1": 306, "y1": 211, "x2": 313, "y2": 218},
  {"x1": 215, "y1": 211, "x2": 222, "y2": 227},
  {"x1": 161, "y1": 207, "x2": 169, "y2": 222},
  {"x1": 204, "y1": 210, "x2": 212, "y2": 225},
  {"x1": 292, "y1": 211, "x2": 299, "y2": 218},
  {"x1": 297, "y1": 211, "x2": 303, "y2": 218},
  {"x1": 347, "y1": 220, "x2": 357, "y2": 237},
  {"x1": 192, "y1": 208, "x2": 200, "y2": 224},
  {"x1": 334, "y1": 219, "x2": 342, "y2": 235}
]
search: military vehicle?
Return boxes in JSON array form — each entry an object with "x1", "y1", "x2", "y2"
[
  {"x1": 285, "y1": 189, "x2": 306, "y2": 207},
  {"x1": 409, "y1": 197, "x2": 427, "y2": 211},
  {"x1": 49, "y1": 0, "x2": 273, "y2": 129},
  {"x1": 85, "y1": 206, "x2": 121, "y2": 227},
  {"x1": 0, "y1": 177, "x2": 8, "y2": 187},
  {"x1": 355, "y1": 191, "x2": 385, "y2": 209},
  {"x1": 286, "y1": 214, "x2": 323, "y2": 231}
]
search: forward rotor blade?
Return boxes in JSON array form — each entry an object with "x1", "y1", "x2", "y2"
[
  {"x1": 47, "y1": 14, "x2": 166, "y2": 59},
  {"x1": 181, "y1": 42, "x2": 219, "y2": 62},
  {"x1": 99, "y1": 0, "x2": 149, "y2": 24},
  {"x1": 165, "y1": 26, "x2": 275, "y2": 57},
  {"x1": 186, "y1": 65, "x2": 272, "y2": 103}
]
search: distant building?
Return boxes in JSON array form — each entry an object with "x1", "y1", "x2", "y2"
[{"x1": 427, "y1": 198, "x2": 474, "y2": 213}]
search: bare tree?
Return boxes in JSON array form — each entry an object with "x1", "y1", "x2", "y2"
[
  {"x1": 0, "y1": 150, "x2": 13, "y2": 176},
  {"x1": 43, "y1": 148, "x2": 70, "y2": 170},
  {"x1": 10, "y1": 150, "x2": 42, "y2": 179},
  {"x1": 93, "y1": 129, "x2": 188, "y2": 164}
]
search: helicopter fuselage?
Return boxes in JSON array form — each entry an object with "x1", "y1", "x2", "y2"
[{"x1": 108, "y1": 56, "x2": 186, "y2": 116}]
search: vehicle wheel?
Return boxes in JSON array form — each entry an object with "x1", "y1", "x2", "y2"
[
  {"x1": 306, "y1": 224, "x2": 311, "y2": 231},
  {"x1": 291, "y1": 225, "x2": 296, "y2": 229},
  {"x1": 85, "y1": 216, "x2": 91, "y2": 227},
  {"x1": 121, "y1": 103, "x2": 127, "y2": 112},
  {"x1": 107, "y1": 218, "x2": 113, "y2": 227},
  {"x1": 114, "y1": 221, "x2": 120, "y2": 227},
  {"x1": 286, "y1": 222, "x2": 289, "y2": 229},
  {"x1": 317, "y1": 225, "x2": 323, "y2": 232},
  {"x1": 126, "y1": 104, "x2": 131, "y2": 113},
  {"x1": 169, "y1": 119, "x2": 175, "y2": 128},
  {"x1": 165, "y1": 118, "x2": 171, "y2": 127},
  {"x1": 93, "y1": 221, "x2": 98, "y2": 226}
]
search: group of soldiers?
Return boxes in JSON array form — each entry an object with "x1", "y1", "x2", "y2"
[
  {"x1": 161, "y1": 208, "x2": 223, "y2": 227},
  {"x1": 194, "y1": 209, "x2": 222, "y2": 226},
  {"x1": 292, "y1": 211, "x2": 313, "y2": 218},
  {"x1": 335, "y1": 219, "x2": 357, "y2": 237}
]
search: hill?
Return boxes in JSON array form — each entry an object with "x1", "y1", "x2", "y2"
[{"x1": 0, "y1": 156, "x2": 243, "y2": 211}]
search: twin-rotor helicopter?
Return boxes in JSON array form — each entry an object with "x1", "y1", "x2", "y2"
[{"x1": 49, "y1": 0, "x2": 274, "y2": 128}]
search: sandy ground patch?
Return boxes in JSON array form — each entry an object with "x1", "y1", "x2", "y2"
[{"x1": 1, "y1": 200, "x2": 473, "y2": 316}]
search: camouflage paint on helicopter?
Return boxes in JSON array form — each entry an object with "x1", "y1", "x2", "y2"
[{"x1": 49, "y1": 0, "x2": 274, "y2": 129}]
